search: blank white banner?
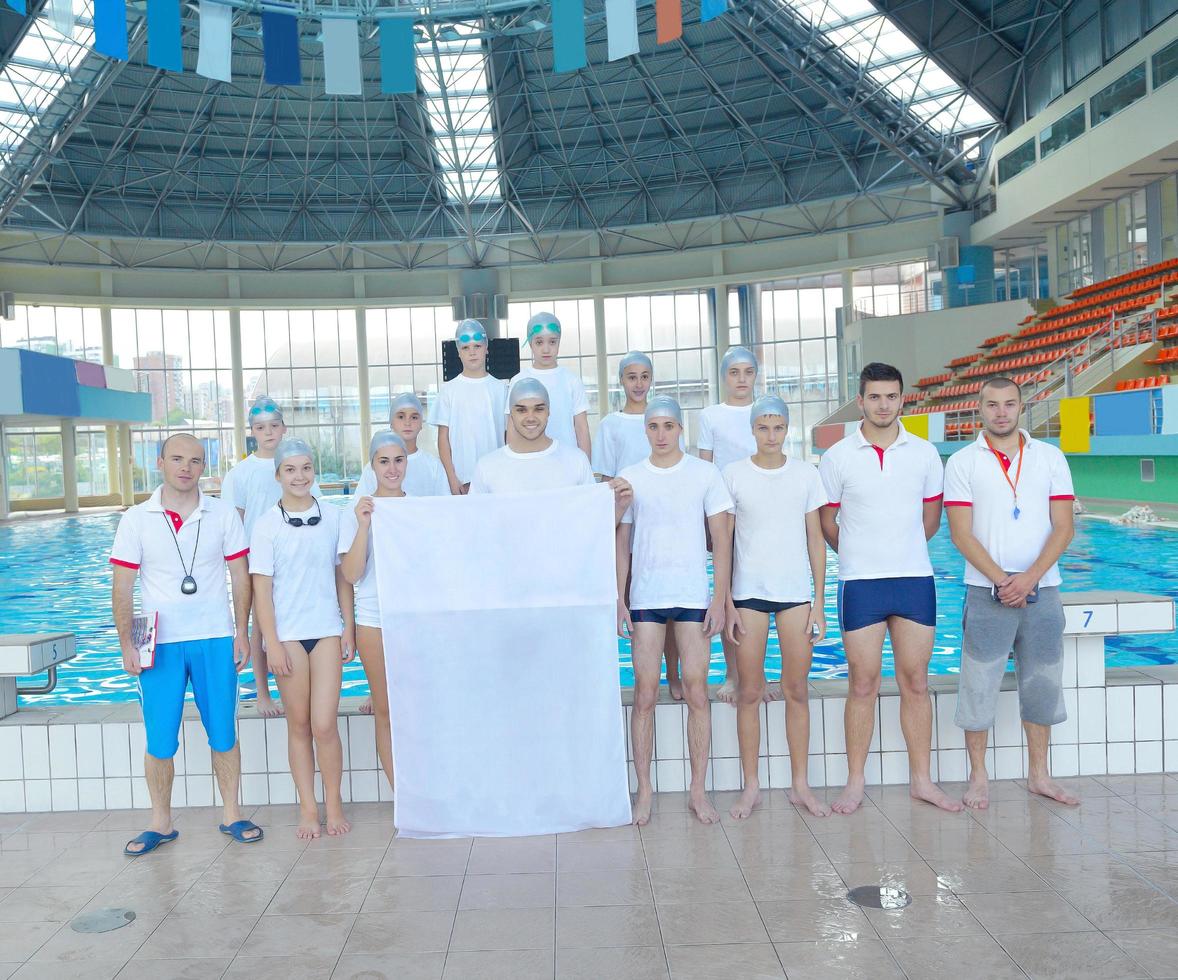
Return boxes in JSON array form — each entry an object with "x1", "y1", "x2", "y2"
[
  {"x1": 372, "y1": 484, "x2": 631, "y2": 838},
  {"x1": 196, "y1": 0, "x2": 232, "y2": 83},
  {"x1": 605, "y1": 0, "x2": 639, "y2": 61},
  {"x1": 322, "y1": 18, "x2": 362, "y2": 96}
]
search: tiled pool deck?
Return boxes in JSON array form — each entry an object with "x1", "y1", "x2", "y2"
[{"x1": 3, "y1": 776, "x2": 1178, "y2": 979}]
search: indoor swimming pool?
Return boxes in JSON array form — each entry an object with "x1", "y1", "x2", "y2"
[{"x1": 1, "y1": 506, "x2": 1175, "y2": 703}]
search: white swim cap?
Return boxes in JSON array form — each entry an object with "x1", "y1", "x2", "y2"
[
  {"x1": 644, "y1": 395, "x2": 683, "y2": 426},
  {"x1": 618, "y1": 351, "x2": 653, "y2": 381},
  {"x1": 248, "y1": 394, "x2": 284, "y2": 423},
  {"x1": 389, "y1": 392, "x2": 424, "y2": 418},
  {"x1": 273, "y1": 438, "x2": 314, "y2": 471},
  {"x1": 750, "y1": 394, "x2": 789, "y2": 429},
  {"x1": 509, "y1": 377, "x2": 550, "y2": 408},
  {"x1": 720, "y1": 346, "x2": 759, "y2": 376},
  {"x1": 526, "y1": 312, "x2": 561, "y2": 343},
  {"x1": 369, "y1": 430, "x2": 408, "y2": 462},
  {"x1": 454, "y1": 319, "x2": 487, "y2": 348}
]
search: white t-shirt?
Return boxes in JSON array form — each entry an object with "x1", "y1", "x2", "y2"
[
  {"x1": 468, "y1": 440, "x2": 595, "y2": 495},
  {"x1": 248, "y1": 502, "x2": 344, "y2": 642},
  {"x1": 593, "y1": 412, "x2": 654, "y2": 477},
  {"x1": 220, "y1": 453, "x2": 321, "y2": 538},
  {"x1": 620, "y1": 454, "x2": 734, "y2": 609},
  {"x1": 724, "y1": 457, "x2": 827, "y2": 603},
  {"x1": 109, "y1": 488, "x2": 248, "y2": 644},
  {"x1": 430, "y1": 373, "x2": 508, "y2": 484},
  {"x1": 698, "y1": 403, "x2": 757, "y2": 473},
  {"x1": 507, "y1": 364, "x2": 590, "y2": 454},
  {"x1": 944, "y1": 429, "x2": 1075, "y2": 588},
  {"x1": 356, "y1": 449, "x2": 450, "y2": 499},
  {"x1": 818, "y1": 421, "x2": 944, "y2": 581},
  {"x1": 337, "y1": 504, "x2": 383, "y2": 629}
]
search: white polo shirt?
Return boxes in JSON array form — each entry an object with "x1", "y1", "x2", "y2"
[
  {"x1": 430, "y1": 373, "x2": 508, "y2": 484},
  {"x1": 724, "y1": 456, "x2": 827, "y2": 603},
  {"x1": 620, "y1": 454, "x2": 734, "y2": 609},
  {"x1": 220, "y1": 453, "x2": 321, "y2": 538},
  {"x1": 109, "y1": 488, "x2": 248, "y2": 645},
  {"x1": 506, "y1": 364, "x2": 590, "y2": 454},
  {"x1": 944, "y1": 429, "x2": 1075, "y2": 588},
  {"x1": 698, "y1": 402, "x2": 757, "y2": 473},
  {"x1": 469, "y1": 440, "x2": 595, "y2": 495},
  {"x1": 818, "y1": 421, "x2": 944, "y2": 581},
  {"x1": 356, "y1": 449, "x2": 450, "y2": 498}
]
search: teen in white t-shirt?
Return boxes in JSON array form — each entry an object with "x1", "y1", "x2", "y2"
[
  {"x1": 356, "y1": 392, "x2": 450, "y2": 499},
  {"x1": 593, "y1": 351, "x2": 655, "y2": 478},
  {"x1": 433, "y1": 320, "x2": 508, "y2": 494},
  {"x1": 249, "y1": 439, "x2": 354, "y2": 842},
  {"x1": 722, "y1": 396, "x2": 829, "y2": 821},
  {"x1": 339, "y1": 431, "x2": 408, "y2": 796},
  {"x1": 616, "y1": 396, "x2": 732, "y2": 829},
  {"x1": 507, "y1": 311, "x2": 591, "y2": 459}
]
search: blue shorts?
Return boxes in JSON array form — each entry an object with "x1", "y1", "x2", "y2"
[
  {"x1": 631, "y1": 607, "x2": 706, "y2": 625},
  {"x1": 837, "y1": 576, "x2": 936, "y2": 633},
  {"x1": 138, "y1": 636, "x2": 239, "y2": 759}
]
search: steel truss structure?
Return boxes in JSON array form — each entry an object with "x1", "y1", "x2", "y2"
[{"x1": 0, "y1": 0, "x2": 1166, "y2": 272}]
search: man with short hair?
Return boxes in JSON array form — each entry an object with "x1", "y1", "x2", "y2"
[
  {"x1": 819, "y1": 363, "x2": 961, "y2": 815},
  {"x1": 945, "y1": 376, "x2": 1079, "y2": 809},
  {"x1": 111, "y1": 433, "x2": 263, "y2": 855}
]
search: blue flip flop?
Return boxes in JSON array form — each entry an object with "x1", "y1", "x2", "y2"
[
  {"x1": 124, "y1": 829, "x2": 179, "y2": 856},
  {"x1": 219, "y1": 819, "x2": 264, "y2": 844}
]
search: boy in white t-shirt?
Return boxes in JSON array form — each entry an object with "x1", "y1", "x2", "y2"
[
  {"x1": 699, "y1": 346, "x2": 759, "y2": 707},
  {"x1": 433, "y1": 320, "x2": 508, "y2": 495},
  {"x1": 340, "y1": 431, "x2": 408, "y2": 797},
  {"x1": 220, "y1": 395, "x2": 320, "y2": 718},
  {"x1": 507, "y1": 311, "x2": 592, "y2": 459},
  {"x1": 723, "y1": 395, "x2": 829, "y2": 820},
  {"x1": 357, "y1": 392, "x2": 449, "y2": 499},
  {"x1": 249, "y1": 439, "x2": 355, "y2": 841},
  {"x1": 617, "y1": 396, "x2": 734, "y2": 828}
]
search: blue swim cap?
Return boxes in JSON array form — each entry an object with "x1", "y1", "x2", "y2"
[
  {"x1": 526, "y1": 312, "x2": 561, "y2": 343},
  {"x1": 454, "y1": 319, "x2": 487, "y2": 347},
  {"x1": 750, "y1": 394, "x2": 789, "y2": 429},
  {"x1": 644, "y1": 395, "x2": 683, "y2": 426},
  {"x1": 618, "y1": 351, "x2": 653, "y2": 381},
  {"x1": 273, "y1": 438, "x2": 314, "y2": 471},
  {"x1": 720, "y1": 346, "x2": 758, "y2": 376},
  {"x1": 389, "y1": 392, "x2": 424, "y2": 418},
  {"x1": 369, "y1": 430, "x2": 408, "y2": 462},
  {"x1": 248, "y1": 394, "x2": 284, "y2": 423},
  {"x1": 509, "y1": 377, "x2": 550, "y2": 408}
]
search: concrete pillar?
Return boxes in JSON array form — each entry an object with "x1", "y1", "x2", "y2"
[
  {"x1": 118, "y1": 424, "x2": 134, "y2": 506},
  {"x1": 61, "y1": 419, "x2": 78, "y2": 513},
  {"x1": 0, "y1": 419, "x2": 9, "y2": 521},
  {"x1": 100, "y1": 306, "x2": 119, "y2": 498},
  {"x1": 593, "y1": 295, "x2": 609, "y2": 418},
  {"x1": 229, "y1": 309, "x2": 245, "y2": 460},
  {"x1": 712, "y1": 285, "x2": 730, "y2": 401},
  {"x1": 356, "y1": 307, "x2": 371, "y2": 448}
]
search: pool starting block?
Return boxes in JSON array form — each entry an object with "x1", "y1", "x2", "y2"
[{"x1": 0, "y1": 634, "x2": 76, "y2": 719}]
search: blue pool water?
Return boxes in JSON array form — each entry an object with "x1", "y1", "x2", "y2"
[{"x1": 1, "y1": 509, "x2": 1176, "y2": 704}]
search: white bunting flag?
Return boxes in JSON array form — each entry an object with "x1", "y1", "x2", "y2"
[
  {"x1": 605, "y1": 0, "x2": 639, "y2": 61},
  {"x1": 196, "y1": 0, "x2": 233, "y2": 83},
  {"x1": 48, "y1": 0, "x2": 74, "y2": 38},
  {"x1": 322, "y1": 18, "x2": 362, "y2": 96}
]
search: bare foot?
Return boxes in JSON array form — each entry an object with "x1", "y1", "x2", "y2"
[
  {"x1": 717, "y1": 677, "x2": 738, "y2": 705},
  {"x1": 788, "y1": 785, "x2": 831, "y2": 817},
  {"x1": 668, "y1": 675, "x2": 684, "y2": 701},
  {"x1": 633, "y1": 789, "x2": 653, "y2": 827},
  {"x1": 764, "y1": 684, "x2": 784, "y2": 703},
  {"x1": 257, "y1": 695, "x2": 284, "y2": 718},
  {"x1": 729, "y1": 784, "x2": 761, "y2": 819},
  {"x1": 910, "y1": 777, "x2": 964, "y2": 813},
  {"x1": 325, "y1": 808, "x2": 352, "y2": 836},
  {"x1": 962, "y1": 774, "x2": 990, "y2": 810},
  {"x1": 295, "y1": 810, "x2": 321, "y2": 841},
  {"x1": 359, "y1": 698, "x2": 373, "y2": 716},
  {"x1": 690, "y1": 792, "x2": 720, "y2": 825},
  {"x1": 831, "y1": 780, "x2": 866, "y2": 815},
  {"x1": 1027, "y1": 775, "x2": 1080, "y2": 806}
]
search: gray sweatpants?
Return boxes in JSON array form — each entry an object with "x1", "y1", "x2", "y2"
[{"x1": 955, "y1": 585, "x2": 1067, "y2": 732}]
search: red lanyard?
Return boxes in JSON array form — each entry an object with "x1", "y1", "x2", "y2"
[{"x1": 984, "y1": 433, "x2": 1024, "y2": 517}]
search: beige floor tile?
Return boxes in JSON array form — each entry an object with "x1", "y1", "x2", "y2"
[
  {"x1": 739, "y1": 862, "x2": 847, "y2": 902},
  {"x1": 649, "y1": 868, "x2": 751, "y2": 905},
  {"x1": 267, "y1": 876, "x2": 373, "y2": 915},
  {"x1": 224, "y1": 953, "x2": 340, "y2": 979},
  {"x1": 557, "y1": 825, "x2": 641, "y2": 844},
  {"x1": 15, "y1": 812, "x2": 107, "y2": 835},
  {"x1": 728, "y1": 834, "x2": 830, "y2": 868},
  {"x1": 449, "y1": 907, "x2": 554, "y2": 951},
  {"x1": 928, "y1": 858, "x2": 1051, "y2": 894},
  {"x1": 556, "y1": 869, "x2": 653, "y2": 907},
  {"x1": 0, "y1": 885, "x2": 99, "y2": 921},
  {"x1": 861, "y1": 893, "x2": 986, "y2": 941},
  {"x1": 28, "y1": 914, "x2": 164, "y2": 964},
  {"x1": 640, "y1": 836, "x2": 737, "y2": 871},
  {"x1": 441, "y1": 948, "x2": 554, "y2": 980},
  {"x1": 467, "y1": 840, "x2": 556, "y2": 875},
  {"x1": 241, "y1": 912, "x2": 356, "y2": 959},
  {"x1": 135, "y1": 911, "x2": 257, "y2": 959},
  {"x1": 201, "y1": 844, "x2": 306, "y2": 882},
  {"x1": 79, "y1": 875, "x2": 193, "y2": 916},
  {"x1": 556, "y1": 904, "x2": 661, "y2": 948},
  {"x1": 960, "y1": 890, "x2": 1096, "y2": 934},
  {"x1": 308, "y1": 821, "x2": 392, "y2": 850},
  {"x1": 0, "y1": 852, "x2": 61, "y2": 888},
  {"x1": 720, "y1": 809, "x2": 813, "y2": 838},
  {"x1": 997, "y1": 931, "x2": 1151, "y2": 980},
  {"x1": 287, "y1": 847, "x2": 386, "y2": 881},
  {"x1": 755, "y1": 898, "x2": 871, "y2": 943},
  {"x1": 773, "y1": 938, "x2": 904, "y2": 980},
  {"x1": 1105, "y1": 928, "x2": 1178, "y2": 980},
  {"x1": 331, "y1": 952, "x2": 445, "y2": 980},
  {"x1": 1059, "y1": 883, "x2": 1178, "y2": 932},
  {"x1": 116, "y1": 956, "x2": 231, "y2": 979},
  {"x1": 656, "y1": 901, "x2": 769, "y2": 946},
  {"x1": 835, "y1": 861, "x2": 943, "y2": 896},
  {"x1": 361, "y1": 875, "x2": 463, "y2": 913},
  {"x1": 664, "y1": 942, "x2": 785, "y2": 979},
  {"x1": 886, "y1": 934, "x2": 1027, "y2": 979},
  {"x1": 458, "y1": 872, "x2": 554, "y2": 910},
  {"x1": 556, "y1": 840, "x2": 646, "y2": 873},
  {"x1": 171, "y1": 877, "x2": 280, "y2": 915},
  {"x1": 341, "y1": 910, "x2": 455, "y2": 955},
  {"x1": 815, "y1": 829, "x2": 923, "y2": 866},
  {"x1": 10, "y1": 961, "x2": 126, "y2": 980},
  {"x1": 377, "y1": 844, "x2": 470, "y2": 877},
  {"x1": 556, "y1": 945, "x2": 668, "y2": 980}
]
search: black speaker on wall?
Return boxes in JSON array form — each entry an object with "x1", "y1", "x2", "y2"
[{"x1": 442, "y1": 337, "x2": 521, "y2": 382}]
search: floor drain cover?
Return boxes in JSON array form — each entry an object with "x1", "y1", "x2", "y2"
[
  {"x1": 846, "y1": 885, "x2": 911, "y2": 910},
  {"x1": 71, "y1": 908, "x2": 136, "y2": 934}
]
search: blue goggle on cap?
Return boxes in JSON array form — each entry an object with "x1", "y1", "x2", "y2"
[
  {"x1": 454, "y1": 319, "x2": 487, "y2": 347},
  {"x1": 526, "y1": 312, "x2": 561, "y2": 341}
]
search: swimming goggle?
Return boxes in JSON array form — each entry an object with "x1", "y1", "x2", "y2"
[
  {"x1": 249, "y1": 402, "x2": 279, "y2": 417},
  {"x1": 458, "y1": 330, "x2": 487, "y2": 344},
  {"x1": 527, "y1": 322, "x2": 560, "y2": 340},
  {"x1": 280, "y1": 499, "x2": 322, "y2": 528}
]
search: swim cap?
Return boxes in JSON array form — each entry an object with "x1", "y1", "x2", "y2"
[
  {"x1": 720, "y1": 346, "x2": 759, "y2": 376},
  {"x1": 644, "y1": 395, "x2": 683, "y2": 426},
  {"x1": 454, "y1": 319, "x2": 487, "y2": 347},
  {"x1": 369, "y1": 430, "x2": 408, "y2": 462},
  {"x1": 389, "y1": 392, "x2": 424, "y2": 418},
  {"x1": 526, "y1": 312, "x2": 561, "y2": 342},
  {"x1": 273, "y1": 438, "x2": 314, "y2": 471},
  {"x1": 248, "y1": 394, "x2": 284, "y2": 423},
  {"x1": 509, "y1": 377, "x2": 550, "y2": 408},
  {"x1": 618, "y1": 351, "x2": 653, "y2": 381},
  {"x1": 750, "y1": 394, "x2": 789, "y2": 429}
]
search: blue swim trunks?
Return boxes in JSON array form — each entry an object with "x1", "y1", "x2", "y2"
[
  {"x1": 138, "y1": 636, "x2": 239, "y2": 759},
  {"x1": 837, "y1": 576, "x2": 936, "y2": 633},
  {"x1": 631, "y1": 607, "x2": 707, "y2": 625}
]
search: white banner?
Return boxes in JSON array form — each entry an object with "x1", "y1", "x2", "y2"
[
  {"x1": 372, "y1": 484, "x2": 631, "y2": 838},
  {"x1": 605, "y1": 0, "x2": 640, "y2": 61},
  {"x1": 196, "y1": 0, "x2": 233, "y2": 83}
]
